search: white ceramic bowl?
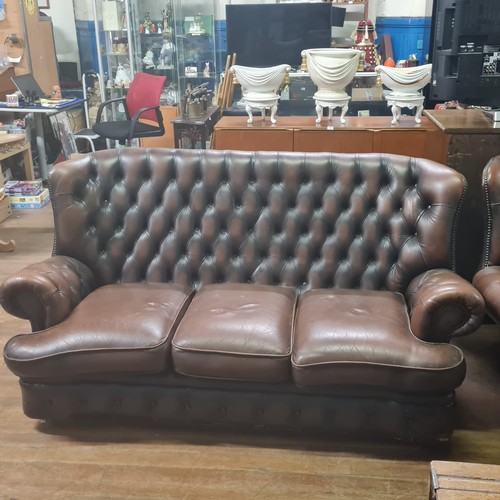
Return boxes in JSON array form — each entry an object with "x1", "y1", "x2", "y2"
[{"x1": 375, "y1": 63, "x2": 432, "y2": 96}]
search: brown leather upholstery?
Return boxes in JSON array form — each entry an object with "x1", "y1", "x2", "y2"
[
  {"x1": 0, "y1": 148, "x2": 487, "y2": 441},
  {"x1": 4, "y1": 283, "x2": 192, "y2": 378},
  {"x1": 172, "y1": 283, "x2": 295, "y2": 382},
  {"x1": 292, "y1": 289, "x2": 465, "y2": 392},
  {"x1": 473, "y1": 156, "x2": 500, "y2": 323},
  {"x1": 47, "y1": 149, "x2": 462, "y2": 292}
]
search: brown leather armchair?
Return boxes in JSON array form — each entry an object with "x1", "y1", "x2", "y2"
[{"x1": 473, "y1": 156, "x2": 500, "y2": 323}]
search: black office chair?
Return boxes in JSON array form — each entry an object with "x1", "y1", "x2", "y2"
[{"x1": 93, "y1": 72, "x2": 166, "y2": 146}]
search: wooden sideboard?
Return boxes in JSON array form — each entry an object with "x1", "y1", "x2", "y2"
[{"x1": 213, "y1": 115, "x2": 448, "y2": 163}]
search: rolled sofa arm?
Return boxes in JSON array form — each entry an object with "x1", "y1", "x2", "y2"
[
  {"x1": 405, "y1": 269, "x2": 485, "y2": 342},
  {"x1": 0, "y1": 256, "x2": 96, "y2": 332},
  {"x1": 473, "y1": 266, "x2": 500, "y2": 324}
]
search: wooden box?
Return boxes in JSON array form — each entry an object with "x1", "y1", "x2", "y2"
[{"x1": 0, "y1": 194, "x2": 12, "y2": 223}]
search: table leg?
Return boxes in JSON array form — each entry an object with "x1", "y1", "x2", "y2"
[
  {"x1": 22, "y1": 146, "x2": 35, "y2": 180},
  {"x1": 34, "y1": 113, "x2": 49, "y2": 179}
]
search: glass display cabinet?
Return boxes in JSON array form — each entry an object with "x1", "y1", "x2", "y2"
[
  {"x1": 91, "y1": 0, "x2": 180, "y2": 148},
  {"x1": 130, "y1": 0, "x2": 179, "y2": 105},
  {"x1": 91, "y1": 0, "x2": 136, "y2": 121},
  {"x1": 93, "y1": 0, "x2": 179, "y2": 106},
  {"x1": 172, "y1": 0, "x2": 217, "y2": 98}
]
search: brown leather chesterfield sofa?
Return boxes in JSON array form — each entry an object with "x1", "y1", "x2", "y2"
[
  {"x1": 474, "y1": 156, "x2": 500, "y2": 324},
  {"x1": 0, "y1": 148, "x2": 485, "y2": 442}
]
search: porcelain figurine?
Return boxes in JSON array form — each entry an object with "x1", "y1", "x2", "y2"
[
  {"x1": 158, "y1": 36, "x2": 175, "y2": 69},
  {"x1": 142, "y1": 49, "x2": 156, "y2": 70}
]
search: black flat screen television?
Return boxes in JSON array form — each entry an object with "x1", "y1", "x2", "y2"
[{"x1": 226, "y1": 3, "x2": 345, "y2": 69}]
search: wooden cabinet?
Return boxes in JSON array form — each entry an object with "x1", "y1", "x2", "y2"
[
  {"x1": 294, "y1": 129, "x2": 373, "y2": 153},
  {"x1": 0, "y1": 0, "x2": 59, "y2": 96},
  {"x1": 213, "y1": 118, "x2": 294, "y2": 152},
  {"x1": 213, "y1": 115, "x2": 447, "y2": 164},
  {"x1": 140, "y1": 105, "x2": 178, "y2": 148}
]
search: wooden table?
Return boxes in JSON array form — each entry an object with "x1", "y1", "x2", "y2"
[
  {"x1": 430, "y1": 460, "x2": 500, "y2": 499},
  {"x1": 172, "y1": 106, "x2": 221, "y2": 149},
  {"x1": 0, "y1": 134, "x2": 35, "y2": 252}
]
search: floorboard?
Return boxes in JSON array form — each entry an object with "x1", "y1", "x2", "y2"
[{"x1": 1, "y1": 204, "x2": 500, "y2": 499}]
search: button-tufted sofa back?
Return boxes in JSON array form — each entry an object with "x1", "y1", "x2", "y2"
[{"x1": 49, "y1": 148, "x2": 465, "y2": 293}]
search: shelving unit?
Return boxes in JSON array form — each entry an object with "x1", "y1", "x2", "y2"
[
  {"x1": 172, "y1": 0, "x2": 217, "y2": 97},
  {"x1": 91, "y1": 0, "x2": 135, "y2": 124},
  {"x1": 90, "y1": 0, "x2": 179, "y2": 148},
  {"x1": 132, "y1": 1, "x2": 179, "y2": 105}
]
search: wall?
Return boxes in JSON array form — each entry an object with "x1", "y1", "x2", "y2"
[
  {"x1": 41, "y1": 0, "x2": 80, "y2": 77},
  {"x1": 370, "y1": 0, "x2": 431, "y2": 17},
  {"x1": 74, "y1": 0, "x2": 95, "y2": 21}
]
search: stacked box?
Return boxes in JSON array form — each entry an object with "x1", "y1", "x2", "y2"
[
  {"x1": 4, "y1": 180, "x2": 44, "y2": 197},
  {"x1": 10, "y1": 188, "x2": 50, "y2": 209}
]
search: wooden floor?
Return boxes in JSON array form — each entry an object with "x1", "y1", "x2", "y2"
[{"x1": 1, "y1": 205, "x2": 500, "y2": 499}]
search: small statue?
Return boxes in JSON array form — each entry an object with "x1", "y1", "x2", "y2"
[
  {"x1": 351, "y1": 19, "x2": 380, "y2": 72},
  {"x1": 143, "y1": 11, "x2": 153, "y2": 34},
  {"x1": 114, "y1": 65, "x2": 131, "y2": 87},
  {"x1": 158, "y1": 35, "x2": 176, "y2": 69},
  {"x1": 161, "y1": 4, "x2": 172, "y2": 35},
  {"x1": 142, "y1": 49, "x2": 156, "y2": 69}
]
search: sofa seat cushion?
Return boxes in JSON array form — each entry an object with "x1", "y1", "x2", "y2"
[
  {"x1": 172, "y1": 284, "x2": 296, "y2": 382},
  {"x1": 4, "y1": 283, "x2": 192, "y2": 379},
  {"x1": 292, "y1": 289, "x2": 465, "y2": 393}
]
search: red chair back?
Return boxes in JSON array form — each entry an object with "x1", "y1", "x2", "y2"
[{"x1": 126, "y1": 72, "x2": 166, "y2": 123}]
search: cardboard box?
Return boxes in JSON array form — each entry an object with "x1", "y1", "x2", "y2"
[
  {"x1": 10, "y1": 188, "x2": 50, "y2": 209},
  {"x1": 351, "y1": 86, "x2": 384, "y2": 101},
  {"x1": 0, "y1": 194, "x2": 12, "y2": 222},
  {"x1": 102, "y1": 1, "x2": 123, "y2": 31}
]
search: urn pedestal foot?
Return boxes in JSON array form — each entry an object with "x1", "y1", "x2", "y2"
[
  {"x1": 314, "y1": 97, "x2": 351, "y2": 126},
  {"x1": 385, "y1": 94, "x2": 425, "y2": 125}
]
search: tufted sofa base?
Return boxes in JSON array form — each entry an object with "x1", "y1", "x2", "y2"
[{"x1": 20, "y1": 381, "x2": 456, "y2": 442}]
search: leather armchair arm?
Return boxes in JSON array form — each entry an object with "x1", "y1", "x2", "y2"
[
  {"x1": 128, "y1": 105, "x2": 164, "y2": 141},
  {"x1": 405, "y1": 269, "x2": 485, "y2": 342},
  {"x1": 0, "y1": 256, "x2": 96, "y2": 332},
  {"x1": 473, "y1": 266, "x2": 500, "y2": 324}
]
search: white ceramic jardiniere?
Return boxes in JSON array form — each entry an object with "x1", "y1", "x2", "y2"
[
  {"x1": 302, "y1": 48, "x2": 362, "y2": 124},
  {"x1": 375, "y1": 64, "x2": 432, "y2": 124},
  {"x1": 230, "y1": 64, "x2": 291, "y2": 124}
]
